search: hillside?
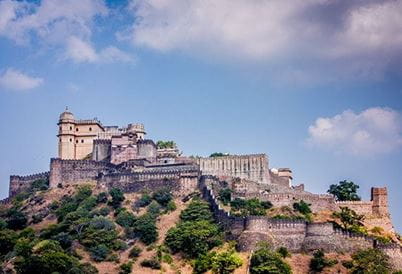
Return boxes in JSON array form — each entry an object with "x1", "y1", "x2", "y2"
[{"x1": 0, "y1": 181, "x2": 401, "y2": 274}]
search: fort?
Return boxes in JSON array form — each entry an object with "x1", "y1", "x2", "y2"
[{"x1": 5, "y1": 110, "x2": 402, "y2": 270}]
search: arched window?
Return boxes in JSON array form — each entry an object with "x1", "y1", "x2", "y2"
[
  {"x1": 81, "y1": 139, "x2": 84, "y2": 143},
  {"x1": 70, "y1": 138, "x2": 72, "y2": 142},
  {"x1": 89, "y1": 127, "x2": 92, "y2": 131},
  {"x1": 76, "y1": 128, "x2": 79, "y2": 132},
  {"x1": 76, "y1": 140, "x2": 78, "y2": 144},
  {"x1": 70, "y1": 126, "x2": 72, "y2": 130}
]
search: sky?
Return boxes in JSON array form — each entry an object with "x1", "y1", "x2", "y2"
[{"x1": 0, "y1": 0, "x2": 402, "y2": 231}]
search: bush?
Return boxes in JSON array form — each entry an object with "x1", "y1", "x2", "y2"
[
  {"x1": 230, "y1": 198, "x2": 270, "y2": 216},
  {"x1": 112, "y1": 240, "x2": 128, "y2": 251},
  {"x1": 135, "y1": 194, "x2": 152, "y2": 208},
  {"x1": 119, "y1": 261, "x2": 133, "y2": 274},
  {"x1": 79, "y1": 196, "x2": 97, "y2": 211},
  {"x1": 0, "y1": 218, "x2": 7, "y2": 229},
  {"x1": 249, "y1": 245, "x2": 291, "y2": 274},
  {"x1": 165, "y1": 220, "x2": 222, "y2": 258},
  {"x1": 0, "y1": 229, "x2": 18, "y2": 255},
  {"x1": 133, "y1": 214, "x2": 158, "y2": 245},
  {"x1": 109, "y1": 188, "x2": 125, "y2": 209},
  {"x1": 277, "y1": 247, "x2": 291, "y2": 258},
  {"x1": 75, "y1": 185, "x2": 93, "y2": 203},
  {"x1": 152, "y1": 188, "x2": 173, "y2": 207},
  {"x1": 293, "y1": 200, "x2": 312, "y2": 215},
  {"x1": 332, "y1": 207, "x2": 365, "y2": 231},
  {"x1": 30, "y1": 178, "x2": 49, "y2": 192},
  {"x1": 166, "y1": 200, "x2": 177, "y2": 212},
  {"x1": 309, "y1": 249, "x2": 337, "y2": 273},
  {"x1": 90, "y1": 244, "x2": 110, "y2": 262},
  {"x1": 140, "y1": 257, "x2": 161, "y2": 269},
  {"x1": 6, "y1": 208, "x2": 28, "y2": 230},
  {"x1": 48, "y1": 201, "x2": 59, "y2": 210},
  {"x1": 32, "y1": 214, "x2": 43, "y2": 224},
  {"x1": 96, "y1": 192, "x2": 108, "y2": 204},
  {"x1": 218, "y1": 188, "x2": 232, "y2": 205},
  {"x1": 147, "y1": 201, "x2": 162, "y2": 217},
  {"x1": 129, "y1": 246, "x2": 142, "y2": 258},
  {"x1": 349, "y1": 248, "x2": 392, "y2": 274},
  {"x1": 116, "y1": 210, "x2": 136, "y2": 228},
  {"x1": 52, "y1": 232, "x2": 73, "y2": 249},
  {"x1": 211, "y1": 249, "x2": 243, "y2": 274},
  {"x1": 194, "y1": 252, "x2": 216, "y2": 274},
  {"x1": 180, "y1": 199, "x2": 213, "y2": 222}
]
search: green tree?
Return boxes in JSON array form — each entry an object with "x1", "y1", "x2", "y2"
[
  {"x1": 218, "y1": 188, "x2": 232, "y2": 205},
  {"x1": 6, "y1": 208, "x2": 28, "y2": 230},
  {"x1": 133, "y1": 213, "x2": 158, "y2": 245},
  {"x1": 348, "y1": 248, "x2": 392, "y2": 274},
  {"x1": 152, "y1": 188, "x2": 173, "y2": 207},
  {"x1": 156, "y1": 140, "x2": 176, "y2": 149},
  {"x1": 109, "y1": 188, "x2": 125, "y2": 209},
  {"x1": 328, "y1": 180, "x2": 361, "y2": 201},
  {"x1": 309, "y1": 249, "x2": 337, "y2": 273},
  {"x1": 249, "y1": 245, "x2": 291, "y2": 274},
  {"x1": 116, "y1": 210, "x2": 136, "y2": 228},
  {"x1": 211, "y1": 249, "x2": 243, "y2": 274},
  {"x1": 165, "y1": 220, "x2": 222, "y2": 258},
  {"x1": 180, "y1": 199, "x2": 213, "y2": 222},
  {"x1": 209, "y1": 152, "x2": 227, "y2": 157},
  {"x1": 332, "y1": 207, "x2": 365, "y2": 231}
]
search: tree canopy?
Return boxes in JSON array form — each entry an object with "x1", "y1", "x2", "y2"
[{"x1": 328, "y1": 180, "x2": 361, "y2": 201}]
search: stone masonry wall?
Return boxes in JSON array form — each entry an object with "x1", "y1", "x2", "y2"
[
  {"x1": 198, "y1": 154, "x2": 270, "y2": 184},
  {"x1": 9, "y1": 172, "x2": 50, "y2": 197}
]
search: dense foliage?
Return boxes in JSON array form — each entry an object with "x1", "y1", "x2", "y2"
[
  {"x1": 194, "y1": 248, "x2": 243, "y2": 274},
  {"x1": 343, "y1": 248, "x2": 392, "y2": 274},
  {"x1": 309, "y1": 249, "x2": 337, "y2": 273},
  {"x1": 332, "y1": 207, "x2": 366, "y2": 233},
  {"x1": 328, "y1": 180, "x2": 361, "y2": 201},
  {"x1": 209, "y1": 152, "x2": 228, "y2": 157},
  {"x1": 230, "y1": 198, "x2": 272, "y2": 216},
  {"x1": 218, "y1": 188, "x2": 232, "y2": 205},
  {"x1": 249, "y1": 245, "x2": 291, "y2": 274},
  {"x1": 156, "y1": 140, "x2": 176, "y2": 149},
  {"x1": 165, "y1": 198, "x2": 222, "y2": 258}
]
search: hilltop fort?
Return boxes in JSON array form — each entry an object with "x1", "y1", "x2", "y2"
[{"x1": 4, "y1": 110, "x2": 402, "y2": 270}]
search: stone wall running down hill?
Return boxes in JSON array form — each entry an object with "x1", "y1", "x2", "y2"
[
  {"x1": 9, "y1": 172, "x2": 50, "y2": 197},
  {"x1": 200, "y1": 175, "x2": 402, "y2": 270}
]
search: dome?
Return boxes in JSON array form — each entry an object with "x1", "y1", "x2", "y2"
[{"x1": 59, "y1": 109, "x2": 74, "y2": 121}]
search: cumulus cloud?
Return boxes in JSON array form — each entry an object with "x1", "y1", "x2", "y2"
[
  {"x1": 0, "y1": 68, "x2": 43, "y2": 91},
  {"x1": 65, "y1": 36, "x2": 134, "y2": 63},
  {"x1": 125, "y1": 0, "x2": 402, "y2": 78},
  {"x1": 307, "y1": 108, "x2": 402, "y2": 156}
]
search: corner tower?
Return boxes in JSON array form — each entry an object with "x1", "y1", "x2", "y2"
[{"x1": 58, "y1": 109, "x2": 76, "y2": 159}]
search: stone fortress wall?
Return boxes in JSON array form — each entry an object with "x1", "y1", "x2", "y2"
[
  {"x1": 9, "y1": 172, "x2": 50, "y2": 197},
  {"x1": 200, "y1": 176, "x2": 402, "y2": 270}
]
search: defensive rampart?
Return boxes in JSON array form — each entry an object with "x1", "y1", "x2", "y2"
[
  {"x1": 200, "y1": 176, "x2": 402, "y2": 269},
  {"x1": 198, "y1": 154, "x2": 270, "y2": 184},
  {"x1": 9, "y1": 172, "x2": 50, "y2": 197}
]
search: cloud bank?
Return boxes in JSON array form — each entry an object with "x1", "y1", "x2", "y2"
[
  {"x1": 307, "y1": 107, "x2": 402, "y2": 156},
  {"x1": 0, "y1": 0, "x2": 133, "y2": 64},
  {"x1": 126, "y1": 0, "x2": 402, "y2": 78},
  {"x1": 0, "y1": 68, "x2": 43, "y2": 91}
]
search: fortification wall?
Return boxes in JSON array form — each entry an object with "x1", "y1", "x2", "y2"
[
  {"x1": 198, "y1": 154, "x2": 270, "y2": 184},
  {"x1": 377, "y1": 244, "x2": 402, "y2": 270},
  {"x1": 335, "y1": 201, "x2": 374, "y2": 215},
  {"x1": 9, "y1": 172, "x2": 50, "y2": 197},
  {"x1": 236, "y1": 192, "x2": 336, "y2": 212},
  {"x1": 92, "y1": 139, "x2": 111, "y2": 161},
  {"x1": 49, "y1": 158, "x2": 114, "y2": 187}
]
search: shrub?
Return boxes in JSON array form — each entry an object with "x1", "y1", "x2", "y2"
[
  {"x1": 349, "y1": 248, "x2": 392, "y2": 274},
  {"x1": 165, "y1": 220, "x2": 222, "y2": 258},
  {"x1": 30, "y1": 178, "x2": 49, "y2": 192},
  {"x1": 211, "y1": 249, "x2": 243, "y2": 274},
  {"x1": 152, "y1": 188, "x2": 173, "y2": 207},
  {"x1": 293, "y1": 200, "x2": 312, "y2": 215},
  {"x1": 250, "y1": 245, "x2": 291, "y2": 274},
  {"x1": 230, "y1": 198, "x2": 270, "y2": 216},
  {"x1": 0, "y1": 218, "x2": 7, "y2": 229},
  {"x1": 218, "y1": 188, "x2": 232, "y2": 205},
  {"x1": 96, "y1": 192, "x2": 108, "y2": 204},
  {"x1": 109, "y1": 188, "x2": 125, "y2": 209},
  {"x1": 140, "y1": 257, "x2": 161, "y2": 269},
  {"x1": 32, "y1": 214, "x2": 43, "y2": 224},
  {"x1": 180, "y1": 199, "x2": 213, "y2": 222},
  {"x1": 133, "y1": 214, "x2": 158, "y2": 245},
  {"x1": 129, "y1": 246, "x2": 142, "y2": 258},
  {"x1": 0, "y1": 229, "x2": 18, "y2": 255},
  {"x1": 90, "y1": 244, "x2": 110, "y2": 262},
  {"x1": 332, "y1": 207, "x2": 365, "y2": 231},
  {"x1": 277, "y1": 247, "x2": 291, "y2": 258},
  {"x1": 135, "y1": 193, "x2": 152, "y2": 208},
  {"x1": 309, "y1": 249, "x2": 337, "y2": 273},
  {"x1": 99, "y1": 206, "x2": 111, "y2": 216},
  {"x1": 147, "y1": 201, "x2": 162, "y2": 217},
  {"x1": 194, "y1": 252, "x2": 216, "y2": 274},
  {"x1": 79, "y1": 196, "x2": 97, "y2": 211},
  {"x1": 119, "y1": 261, "x2": 133, "y2": 274},
  {"x1": 51, "y1": 232, "x2": 73, "y2": 249},
  {"x1": 116, "y1": 210, "x2": 136, "y2": 228},
  {"x1": 112, "y1": 240, "x2": 128, "y2": 251},
  {"x1": 166, "y1": 200, "x2": 177, "y2": 212},
  {"x1": 48, "y1": 201, "x2": 59, "y2": 210},
  {"x1": 75, "y1": 185, "x2": 93, "y2": 203},
  {"x1": 6, "y1": 208, "x2": 28, "y2": 230}
]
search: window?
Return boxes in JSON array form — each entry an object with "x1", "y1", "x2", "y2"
[
  {"x1": 76, "y1": 128, "x2": 79, "y2": 132},
  {"x1": 81, "y1": 140, "x2": 84, "y2": 143},
  {"x1": 70, "y1": 126, "x2": 72, "y2": 130},
  {"x1": 76, "y1": 140, "x2": 78, "y2": 144},
  {"x1": 89, "y1": 127, "x2": 92, "y2": 131},
  {"x1": 70, "y1": 138, "x2": 72, "y2": 142}
]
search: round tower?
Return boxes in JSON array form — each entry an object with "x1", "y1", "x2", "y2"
[{"x1": 57, "y1": 108, "x2": 76, "y2": 159}]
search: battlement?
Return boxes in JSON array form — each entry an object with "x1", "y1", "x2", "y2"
[{"x1": 9, "y1": 171, "x2": 50, "y2": 197}]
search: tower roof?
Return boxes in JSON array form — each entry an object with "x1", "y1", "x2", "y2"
[{"x1": 59, "y1": 107, "x2": 75, "y2": 121}]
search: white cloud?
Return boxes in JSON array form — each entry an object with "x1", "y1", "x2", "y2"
[
  {"x1": 0, "y1": 68, "x2": 43, "y2": 91},
  {"x1": 125, "y1": 0, "x2": 402, "y2": 77},
  {"x1": 65, "y1": 36, "x2": 134, "y2": 63},
  {"x1": 307, "y1": 107, "x2": 402, "y2": 156},
  {"x1": 0, "y1": 0, "x2": 107, "y2": 45}
]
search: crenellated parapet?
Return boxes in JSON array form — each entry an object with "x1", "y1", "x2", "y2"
[{"x1": 9, "y1": 171, "x2": 50, "y2": 197}]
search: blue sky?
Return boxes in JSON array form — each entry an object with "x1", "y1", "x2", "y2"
[{"x1": 0, "y1": 0, "x2": 402, "y2": 231}]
